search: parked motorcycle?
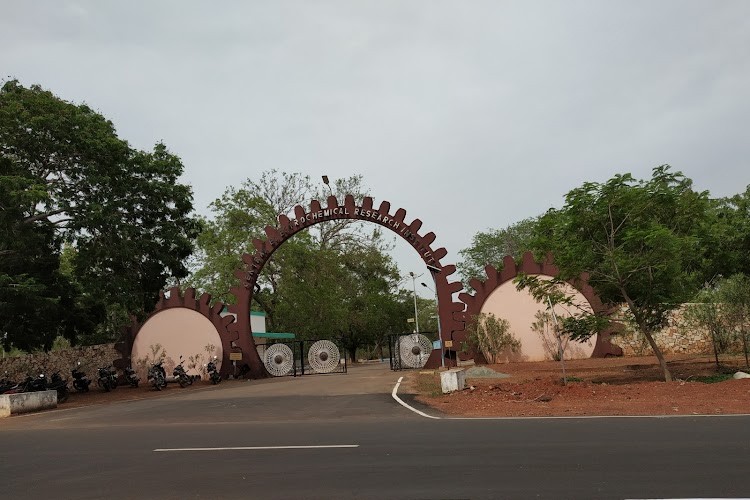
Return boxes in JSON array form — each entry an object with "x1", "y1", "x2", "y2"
[
  {"x1": 148, "y1": 361, "x2": 167, "y2": 391},
  {"x1": 173, "y1": 356, "x2": 192, "y2": 388},
  {"x1": 71, "y1": 362, "x2": 91, "y2": 393},
  {"x1": 97, "y1": 366, "x2": 118, "y2": 392},
  {"x1": 48, "y1": 371, "x2": 69, "y2": 403},
  {"x1": 206, "y1": 356, "x2": 221, "y2": 385},
  {"x1": 0, "y1": 372, "x2": 15, "y2": 393},
  {"x1": 124, "y1": 366, "x2": 139, "y2": 388}
]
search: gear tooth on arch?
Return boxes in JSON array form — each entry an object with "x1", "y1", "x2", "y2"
[
  {"x1": 310, "y1": 199, "x2": 322, "y2": 213},
  {"x1": 422, "y1": 231, "x2": 436, "y2": 246},
  {"x1": 441, "y1": 264, "x2": 457, "y2": 277},
  {"x1": 278, "y1": 214, "x2": 291, "y2": 230},
  {"x1": 345, "y1": 194, "x2": 356, "y2": 208},
  {"x1": 294, "y1": 205, "x2": 305, "y2": 219},
  {"x1": 361, "y1": 196, "x2": 374, "y2": 211},
  {"x1": 500, "y1": 255, "x2": 517, "y2": 282},
  {"x1": 408, "y1": 218, "x2": 422, "y2": 233},
  {"x1": 393, "y1": 208, "x2": 406, "y2": 224},
  {"x1": 326, "y1": 196, "x2": 339, "y2": 209},
  {"x1": 377, "y1": 200, "x2": 390, "y2": 214},
  {"x1": 432, "y1": 248, "x2": 448, "y2": 261},
  {"x1": 520, "y1": 251, "x2": 540, "y2": 274},
  {"x1": 469, "y1": 278, "x2": 484, "y2": 294},
  {"x1": 484, "y1": 264, "x2": 499, "y2": 283}
]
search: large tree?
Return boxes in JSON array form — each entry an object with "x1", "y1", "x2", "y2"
[
  {"x1": 0, "y1": 80, "x2": 198, "y2": 347},
  {"x1": 529, "y1": 166, "x2": 710, "y2": 381}
]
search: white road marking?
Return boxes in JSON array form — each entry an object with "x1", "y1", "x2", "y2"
[
  {"x1": 153, "y1": 445, "x2": 359, "y2": 452},
  {"x1": 391, "y1": 376, "x2": 441, "y2": 419}
]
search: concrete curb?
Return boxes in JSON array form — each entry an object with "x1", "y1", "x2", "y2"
[{"x1": 0, "y1": 390, "x2": 58, "y2": 417}]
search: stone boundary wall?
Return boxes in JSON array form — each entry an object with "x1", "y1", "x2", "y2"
[
  {"x1": 0, "y1": 344, "x2": 119, "y2": 383},
  {"x1": 611, "y1": 306, "x2": 743, "y2": 357}
]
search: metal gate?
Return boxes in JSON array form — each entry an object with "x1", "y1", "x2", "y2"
[
  {"x1": 388, "y1": 333, "x2": 434, "y2": 371},
  {"x1": 259, "y1": 339, "x2": 348, "y2": 377}
]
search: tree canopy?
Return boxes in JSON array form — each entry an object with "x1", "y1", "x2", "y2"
[
  {"x1": 0, "y1": 80, "x2": 198, "y2": 350},
  {"x1": 512, "y1": 166, "x2": 712, "y2": 381}
]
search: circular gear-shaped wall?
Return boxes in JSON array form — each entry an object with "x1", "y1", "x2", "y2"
[
  {"x1": 114, "y1": 287, "x2": 239, "y2": 380},
  {"x1": 458, "y1": 252, "x2": 623, "y2": 361}
]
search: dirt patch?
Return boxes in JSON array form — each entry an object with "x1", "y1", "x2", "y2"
[
  {"x1": 55, "y1": 379, "x2": 228, "y2": 409},
  {"x1": 412, "y1": 355, "x2": 750, "y2": 417}
]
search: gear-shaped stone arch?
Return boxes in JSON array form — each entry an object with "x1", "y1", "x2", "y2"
[
  {"x1": 114, "y1": 287, "x2": 239, "y2": 378},
  {"x1": 226, "y1": 194, "x2": 468, "y2": 377},
  {"x1": 458, "y1": 252, "x2": 622, "y2": 359}
]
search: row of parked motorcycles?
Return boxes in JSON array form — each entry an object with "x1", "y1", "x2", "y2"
[
  {"x1": 0, "y1": 362, "x2": 140, "y2": 403},
  {"x1": 146, "y1": 356, "x2": 221, "y2": 390},
  {"x1": 0, "y1": 356, "x2": 223, "y2": 401}
]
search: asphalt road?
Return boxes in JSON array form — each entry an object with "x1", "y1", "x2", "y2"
[{"x1": 2, "y1": 364, "x2": 749, "y2": 499}]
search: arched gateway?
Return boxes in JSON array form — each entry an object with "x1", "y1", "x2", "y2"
[
  {"x1": 114, "y1": 194, "x2": 622, "y2": 379},
  {"x1": 227, "y1": 194, "x2": 467, "y2": 378}
]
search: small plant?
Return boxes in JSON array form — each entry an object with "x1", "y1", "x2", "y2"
[{"x1": 465, "y1": 313, "x2": 521, "y2": 364}]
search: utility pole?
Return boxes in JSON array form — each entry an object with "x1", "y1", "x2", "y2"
[{"x1": 409, "y1": 272, "x2": 420, "y2": 334}]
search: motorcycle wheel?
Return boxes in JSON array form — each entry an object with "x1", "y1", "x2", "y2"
[
  {"x1": 178, "y1": 377, "x2": 188, "y2": 388},
  {"x1": 111, "y1": 379, "x2": 118, "y2": 390},
  {"x1": 99, "y1": 380, "x2": 111, "y2": 392},
  {"x1": 154, "y1": 380, "x2": 162, "y2": 391}
]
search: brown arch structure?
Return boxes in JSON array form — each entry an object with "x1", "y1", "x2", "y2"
[
  {"x1": 458, "y1": 252, "x2": 622, "y2": 358},
  {"x1": 227, "y1": 195, "x2": 468, "y2": 377}
]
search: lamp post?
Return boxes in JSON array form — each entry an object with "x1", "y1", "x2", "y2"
[
  {"x1": 321, "y1": 175, "x2": 334, "y2": 197},
  {"x1": 421, "y1": 282, "x2": 445, "y2": 368},
  {"x1": 408, "y1": 272, "x2": 421, "y2": 334}
]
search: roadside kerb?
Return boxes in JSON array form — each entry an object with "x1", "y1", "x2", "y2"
[{"x1": 0, "y1": 390, "x2": 58, "y2": 417}]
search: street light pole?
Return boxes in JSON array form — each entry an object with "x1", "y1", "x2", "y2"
[
  {"x1": 409, "y1": 272, "x2": 420, "y2": 334},
  {"x1": 421, "y1": 282, "x2": 444, "y2": 368}
]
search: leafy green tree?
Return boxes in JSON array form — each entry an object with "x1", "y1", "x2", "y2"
[
  {"x1": 526, "y1": 166, "x2": 710, "y2": 381},
  {"x1": 0, "y1": 158, "x2": 103, "y2": 350},
  {"x1": 0, "y1": 80, "x2": 198, "y2": 346},
  {"x1": 458, "y1": 217, "x2": 540, "y2": 287}
]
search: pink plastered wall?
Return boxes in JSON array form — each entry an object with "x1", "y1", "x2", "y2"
[
  {"x1": 131, "y1": 308, "x2": 223, "y2": 378},
  {"x1": 479, "y1": 278, "x2": 596, "y2": 362}
]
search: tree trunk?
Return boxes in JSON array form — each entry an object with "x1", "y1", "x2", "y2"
[
  {"x1": 621, "y1": 292, "x2": 672, "y2": 382},
  {"x1": 641, "y1": 328, "x2": 672, "y2": 382}
]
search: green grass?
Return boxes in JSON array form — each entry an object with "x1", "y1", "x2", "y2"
[
  {"x1": 415, "y1": 371, "x2": 443, "y2": 397},
  {"x1": 692, "y1": 373, "x2": 733, "y2": 384}
]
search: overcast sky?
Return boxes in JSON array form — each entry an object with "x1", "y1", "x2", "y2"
[{"x1": 3, "y1": 1, "x2": 749, "y2": 295}]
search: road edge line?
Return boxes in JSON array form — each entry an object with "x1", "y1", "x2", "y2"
[{"x1": 392, "y1": 376, "x2": 441, "y2": 419}]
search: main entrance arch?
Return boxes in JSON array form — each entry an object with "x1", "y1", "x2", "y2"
[{"x1": 226, "y1": 195, "x2": 468, "y2": 378}]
